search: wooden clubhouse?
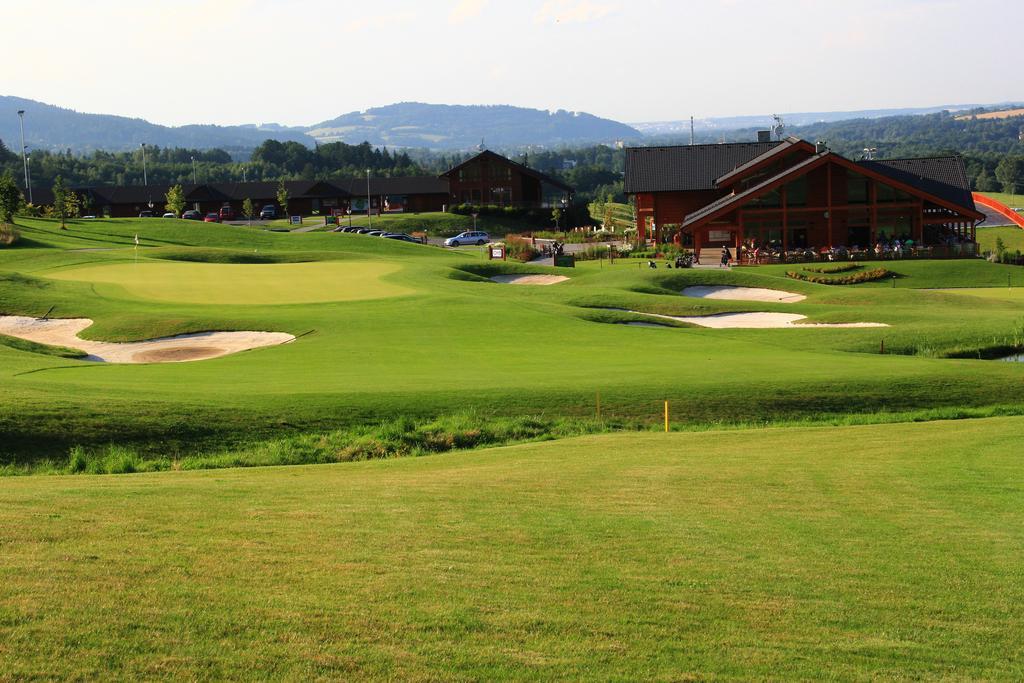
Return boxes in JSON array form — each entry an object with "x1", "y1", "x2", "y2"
[
  {"x1": 625, "y1": 137, "x2": 984, "y2": 261},
  {"x1": 440, "y1": 149, "x2": 574, "y2": 209}
]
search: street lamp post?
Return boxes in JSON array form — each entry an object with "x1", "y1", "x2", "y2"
[
  {"x1": 366, "y1": 168, "x2": 372, "y2": 230},
  {"x1": 25, "y1": 155, "x2": 32, "y2": 205},
  {"x1": 17, "y1": 110, "x2": 32, "y2": 204},
  {"x1": 140, "y1": 143, "x2": 148, "y2": 186},
  {"x1": 191, "y1": 155, "x2": 197, "y2": 184}
]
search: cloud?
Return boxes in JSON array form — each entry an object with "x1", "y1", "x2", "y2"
[
  {"x1": 449, "y1": 0, "x2": 488, "y2": 24},
  {"x1": 534, "y1": 0, "x2": 617, "y2": 25}
]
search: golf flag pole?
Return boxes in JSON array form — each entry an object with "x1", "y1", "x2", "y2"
[
  {"x1": 134, "y1": 234, "x2": 139, "y2": 263},
  {"x1": 664, "y1": 401, "x2": 669, "y2": 433}
]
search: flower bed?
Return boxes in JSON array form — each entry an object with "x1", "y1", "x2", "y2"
[{"x1": 787, "y1": 267, "x2": 895, "y2": 285}]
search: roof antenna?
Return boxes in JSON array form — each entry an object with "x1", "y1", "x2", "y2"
[
  {"x1": 771, "y1": 114, "x2": 785, "y2": 140},
  {"x1": 862, "y1": 147, "x2": 877, "y2": 160},
  {"x1": 477, "y1": 138, "x2": 486, "y2": 151},
  {"x1": 690, "y1": 116, "x2": 694, "y2": 146}
]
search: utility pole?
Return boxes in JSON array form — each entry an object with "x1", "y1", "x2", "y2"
[
  {"x1": 366, "y1": 168, "x2": 372, "y2": 230},
  {"x1": 17, "y1": 110, "x2": 32, "y2": 204},
  {"x1": 140, "y1": 143, "x2": 148, "y2": 186}
]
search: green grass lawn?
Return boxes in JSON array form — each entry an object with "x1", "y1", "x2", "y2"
[
  {"x1": 980, "y1": 191, "x2": 1024, "y2": 210},
  {"x1": 2, "y1": 216, "x2": 1024, "y2": 469},
  {"x1": 977, "y1": 226, "x2": 1024, "y2": 254},
  {"x1": 268, "y1": 211, "x2": 549, "y2": 236},
  {"x1": 2, "y1": 417, "x2": 1022, "y2": 679}
]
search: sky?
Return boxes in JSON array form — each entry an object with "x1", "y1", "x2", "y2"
[{"x1": 1, "y1": 0, "x2": 1021, "y2": 127}]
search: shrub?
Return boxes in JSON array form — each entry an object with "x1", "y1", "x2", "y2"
[
  {"x1": 0, "y1": 223, "x2": 19, "y2": 246},
  {"x1": 802, "y1": 263, "x2": 863, "y2": 274},
  {"x1": 787, "y1": 267, "x2": 895, "y2": 285},
  {"x1": 504, "y1": 235, "x2": 540, "y2": 262}
]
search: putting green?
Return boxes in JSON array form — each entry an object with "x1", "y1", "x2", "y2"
[
  {"x1": 44, "y1": 260, "x2": 414, "y2": 305},
  {"x1": 934, "y1": 287, "x2": 1024, "y2": 301}
]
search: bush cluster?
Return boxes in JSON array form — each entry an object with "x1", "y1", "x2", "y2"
[
  {"x1": 504, "y1": 235, "x2": 540, "y2": 262},
  {"x1": 787, "y1": 267, "x2": 895, "y2": 285},
  {"x1": 0, "y1": 223, "x2": 19, "y2": 246},
  {"x1": 802, "y1": 263, "x2": 863, "y2": 274}
]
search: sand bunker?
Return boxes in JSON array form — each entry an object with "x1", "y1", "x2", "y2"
[
  {"x1": 490, "y1": 274, "x2": 569, "y2": 285},
  {"x1": 0, "y1": 316, "x2": 294, "y2": 363},
  {"x1": 626, "y1": 311, "x2": 887, "y2": 329},
  {"x1": 682, "y1": 286, "x2": 806, "y2": 303}
]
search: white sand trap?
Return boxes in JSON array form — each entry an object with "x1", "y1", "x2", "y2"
[
  {"x1": 628, "y1": 311, "x2": 887, "y2": 329},
  {"x1": 683, "y1": 285, "x2": 806, "y2": 303},
  {"x1": 490, "y1": 274, "x2": 569, "y2": 285},
  {"x1": 0, "y1": 315, "x2": 294, "y2": 363}
]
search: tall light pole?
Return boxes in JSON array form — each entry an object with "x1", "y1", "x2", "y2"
[
  {"x1": 25, "y1": 155, "x2": 32, "y2": 205},
  {"x1": 366, "y1": 168, "x2": 372, "y2": 230},
  {"x1": 140, "y1": 143, "x2": 148, "y2": 186},
  {"x1": 17, "y1": 110, "x2": 32, "y2": 204},
  {"x1": 191, "y1": 155, "x2": 197, "y2": 184}
]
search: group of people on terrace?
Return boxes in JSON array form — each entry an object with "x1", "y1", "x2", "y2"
[{"x1": 735, "y1": 231, "x2": 974, "y2": 264}]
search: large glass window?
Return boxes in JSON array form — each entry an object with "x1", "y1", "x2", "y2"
[{"x1": 847, "y1": 174, "x2": 868, "y2": 204}]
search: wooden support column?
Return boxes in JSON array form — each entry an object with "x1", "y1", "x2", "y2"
[
  {"x1": 915, "y1": 201, "x2": 924, "y2": 243},
  {"x1": 869, "y1": 180, "x2": 878, "y2": 246},
  {"x1": 782, "y1": 184, "x2": 788, "y2": 254},
  {"x1": 826, "y1": 162, "x2": 833, "y2": 248},
  {"x1": 737, "y1": 212, "x2": 745, "y2": 263}
]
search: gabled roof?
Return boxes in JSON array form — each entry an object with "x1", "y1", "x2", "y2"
[
  {"x1": 715, "y1": 137, "x2": 816, "y2": 187},
  {"x1": 336, "y1": 176, "x2": 450, "y2": 197},
  {"x1": 682, "y1": 151, "x2": 983, "y2": 230},
  {"x1": 683, "y1": 154, "x2": 827, "y2": 227},
  {"x1": 440, "y1": 149, "x2": 574, "y2": 193},
  {"x1": 858, "y1": 157, "x2": 976, "y2": 214},
  {"x1": 624, "y1": 142, "x2": 781, "y2": 194}
]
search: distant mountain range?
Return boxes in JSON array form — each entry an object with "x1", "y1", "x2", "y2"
[
  {"x1": 2, "y1": 96, "x2": 1022, "y2": 156},
  {"x1": 632, "y1": 103, "x2": 1024, "y2": 136},
  {"x1": 0, "y1": 97, "x2": 641, "y2": 154}
]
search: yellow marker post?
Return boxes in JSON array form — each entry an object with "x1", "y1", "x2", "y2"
[{"x1": 664, "y1": 400, "x2": 669, "y2": 433}]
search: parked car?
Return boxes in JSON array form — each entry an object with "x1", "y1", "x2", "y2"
[
  {"x1": 366, "y1": 230, "x2": 387, "y2": 237},
  {"x1": 384, "y1": 233, "x2": 421, "y2": 243},
  {"x1": 444, "y1": 231, "x2": 490, "y2": 247},
  {"x1": 259, "y1": 205, "x2": 277, "y2": 220},
  {"x1": 204, "y1": 213, "x2": 221, "y2": 223},
  {"x1": 182, "y1": 209, "x2": 202, "y2": 220},
  {"x1": 355, "y1": 228, "x2": 375, "y2": 234},
  {"x1": 162, "y1": 212, "x2": 176, "y2": 219},
  {"x1": 219, "y1": 206, "x2": 235, "y2": 221},
  {"x1": 138, "y1": 210, "x2": 155, "y2": 218}
]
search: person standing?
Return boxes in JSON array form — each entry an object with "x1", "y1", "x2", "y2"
[{"x1": 721, "y1": 246, "x2": 732, "y2": 268}]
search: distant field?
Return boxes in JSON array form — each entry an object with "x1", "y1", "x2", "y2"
[
  {"x1": 2, "y1": 418, "x2": 1023, "y2": 679},
  {"x1": 976, "y1": 226, "x2": 1024, "y2": 254},
  {"x1": 980, "y1": 192, "x2": 1024, "y2": 210},
  {"x1": 956, "y1": 108, "x2": 1024, "y2": 120}
]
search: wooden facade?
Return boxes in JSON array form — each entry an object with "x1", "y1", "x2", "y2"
[
  {"x1": 626, "y1": 139, "x2": 984, "y2": 258},
  {"x1": 441, "y1": 150, "x2": 574, "y2": 208}
]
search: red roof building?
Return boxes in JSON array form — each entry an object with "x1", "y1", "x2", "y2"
[{"x1": 625, "y1": 137, "x2": 984, "y2": 259}]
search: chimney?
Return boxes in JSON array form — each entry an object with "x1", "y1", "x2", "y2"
[
  {"x1": 757, "y1": 130, "x2": 771, "y2": 143},
  {"x1": 815, "y1": 140, "x2": 829, "y2": 154}
]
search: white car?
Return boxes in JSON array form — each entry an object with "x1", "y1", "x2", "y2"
[
  {"x1": 444, "y1": 231, "x2": 490, "y2": 247},
  {"x1": 162, "y1": 212, "x2": 176, "y2": 218}
]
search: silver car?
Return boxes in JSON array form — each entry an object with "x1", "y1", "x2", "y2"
[{"x1": 444, "y1": 231, "x2": 490, "y2": 247}]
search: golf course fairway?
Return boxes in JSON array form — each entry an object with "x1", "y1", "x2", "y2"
[{"x1": 2, "y1": 417, "x2": 1022, "y2": 679}]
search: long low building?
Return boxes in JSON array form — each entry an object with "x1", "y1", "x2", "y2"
[
  {"x1": 28, "y1": 150, "x2": 575, "y2": 218},
  {"x1": 625, "y1": 136, "x2": 984, "y2": 255}
]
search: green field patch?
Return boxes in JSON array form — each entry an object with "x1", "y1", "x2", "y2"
[{"x1": 44, "y1": 260, "x2": 415, "y2": 305}]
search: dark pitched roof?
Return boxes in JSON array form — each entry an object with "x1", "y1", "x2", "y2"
[
  {"x1": 715, "y1": 137, "x2": 814, "y2": 186},
  {"x1": 624, "y1": 142, "x2": 781, "y2": 194},
  {"x1": 858, "y1": 157, "x2": 976, "y2": 213},
  {"x1": 683, "y1": 153, "x2": 827, "y2": 227},
  {"x1": 336, "y1": 176, "x2": 449, "y2": 196},
  {"x1": 440, "y1": 150, "x2": 574, "y2": 193}
]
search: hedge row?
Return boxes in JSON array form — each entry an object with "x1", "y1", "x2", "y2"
[{"x1": 787, "y1": 267, "x2": 894, "y2": 285}]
